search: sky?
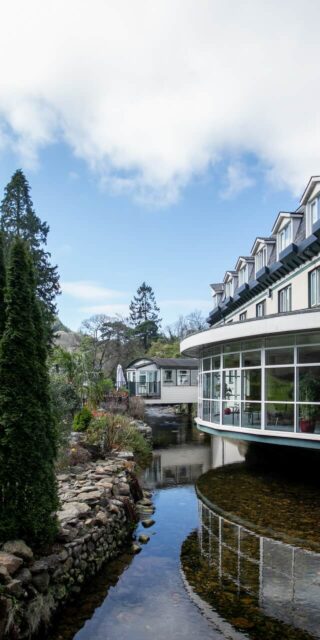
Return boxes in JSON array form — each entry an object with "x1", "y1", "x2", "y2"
[{"x1": 0, "y1": 0, "x2": 318, "y2": 331}]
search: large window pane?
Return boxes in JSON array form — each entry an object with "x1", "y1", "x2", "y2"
[
  {"x1": 203, "y1": 400, "x2": 211, "y2": 421},
  {"x1": 296, "y1": 332, "x2": 320, "y2": 345},
  {"x1": 266, "y1": 335, "x2": 293, "y2": 348},
  {"x1": 203, "y1": 358, "x2": 211, "y2": 371},
  {"x1": 212, "y1": 372, "x2": 221, "y2": 399},
  {"x1": 224, "y1": 342, "x2": 241, "y2": 353},
  {"x1": 223, "y1": 353, "x2": 240, "y2": 368},
  {"x1": 211, "y1": 401, "x2": 221, "y2": 424},
  {"x1": 298, "y1": 366, "x2": 320, "y2": 402},
  {"x1": 242, "y1": 350, "x2": 261, "y2": 367},
  {"x1": 203, "y1": 373, "x2": 211, "y2": 399},
  {"x1": 222, "y1": 402, "x2": 240, "y2": 426},
  {"x1": 212, "y1": 355, "x2": 221, "y2": 369},
  {"x1": 242, "y1": 369, "x2": 261, "y2": 401},
  {"x1": 241, "y1": 403, "x2": 261, "y2": 428},
  {"x1": 265, "y1": 403, "x2": 294, "y2": 431},
  {"x1": 223, "y1": 370, "x2": 241, "y2": 401},
  {"x1": 298, "y1": 346, "x2": 320, "y2": 364},
  {"x1": 266, "y1": 368, "x2": 294, "y2": 401},
  {"x1": 241, "y1": 339, "x2": 263, "y2": 350},
  {"x1": 265, "y1": 348, "x2": 294, "y2": 365},
  {"x1": 298, "y1": 404, "x2": 320, "y2": 433}
]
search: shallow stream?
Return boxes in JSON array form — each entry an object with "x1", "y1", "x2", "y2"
[{"x1": 47, "y1": 411, "x2": 320, "y2": 640}]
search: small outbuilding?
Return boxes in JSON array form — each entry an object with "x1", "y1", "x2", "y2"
[{"x1": 126, "y1": 357, "x2": 198, "y2": 405}]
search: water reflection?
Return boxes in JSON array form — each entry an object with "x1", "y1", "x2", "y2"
[
  {"x1": 143, "y1": 410, "x2": 244, "y2": 488},
  {"x1": 181, "y1": 460, "x2": 320, "y2": 640},
  {"x1": 198, "y1": 499, "x2": 320, "y2": 637},
  {"x1": 47, "y1": 416, "x2": 234, "y2": 640}
]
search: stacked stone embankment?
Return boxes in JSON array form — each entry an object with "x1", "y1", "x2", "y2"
[{"x1": 0, "y1": 455, "x2": 146, "y2": 639}]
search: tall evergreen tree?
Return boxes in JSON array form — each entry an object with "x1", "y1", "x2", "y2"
[
  {"x1": 0, "y1": 233, "x2": 5, "y2": 338},
  {"x1": 129, "y1": 282, "x2": 161, "y2": 350},
  {"x1": 0, "y1": 239, "x2": 58, "y2": 544},
  {"x1": 0, "y1": 169, "x2": 60, "y2": 333}
]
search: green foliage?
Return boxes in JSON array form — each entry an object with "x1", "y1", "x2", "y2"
[
  {"x1": 0, "y1": 234, "x2": 5, "y2": 339},
  {"x1": 50, "y1": 379, "x2": 81, "y2": 446},
  {"x1": 0, "y1": 239, "x2": 58, "y2": 545},
  {"x1": 0, "y1": 169, "x2": 60, "y2": 334},
  {"x1": 86, "y1": 413, "x2": 151, "y2": 468},
  {"x1": 147, "y1": 338, "x2": 180, "y2": 358},
  {"x1": 73, "y1": 406, "x2": 93, "y2": 432},
  {"x1": 129, "y1": 282, "x2": 161, "y2": 349}
]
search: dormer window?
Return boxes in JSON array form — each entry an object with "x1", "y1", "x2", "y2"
[
  {"x1": 278, "y1": 222, "x2": 291, "y2": 253},
  {"x1": 238, "y1": 265, "x2": 248, "y2": 286},
  {"x1": 212, "y1": 293, "x2": 220, "y2": 309},
  {"x1": 225, "y1": 281, "x2": 232, "y2": 298},
  {"x1": 255, "y1": 246, "x2": 267, "y2": 274},
  {"x1": 310, "y1": 198, "x2": 319, "y2": 225}
]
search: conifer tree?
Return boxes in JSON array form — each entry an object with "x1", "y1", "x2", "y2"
[
  {"x1": 0, "y1": 169, "x2": 60, "y2": 334},
  {"x1": 0, "y1": 239, "x2": 58, "y2": 544},
  {"x1": 129, "y1": 282, "x2": 161, "y2": 350},
  {"x1": 0, "y1": 234, "x2": 5, "y2": 338}
]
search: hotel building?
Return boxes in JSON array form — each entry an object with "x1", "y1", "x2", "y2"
[{"x1": 181, "y1": 176, "x2": 320, "y2": 449}]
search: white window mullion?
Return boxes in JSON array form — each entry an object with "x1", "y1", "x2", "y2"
[{"x1": 261, "y1": 346, "x2": 265, "y2": 430}]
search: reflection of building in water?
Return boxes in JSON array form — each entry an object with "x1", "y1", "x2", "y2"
[
  {"x1": 210, "y1": 436, "x2": 245, "y2": 469},
  {"x1": 145, "y1": 444, "x2": 211, "y2": 488},
  {"x1": 198, "y1": 498, "x2": 320, "y2": 637},
  {"x1": 144, "y1": 436, "x2": 244, "y2": 488}
]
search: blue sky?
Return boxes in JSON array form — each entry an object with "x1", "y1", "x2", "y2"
[
  {"x1": 0, "y1": 1, "x2": 318, "y2": 330},
  {"x1": 0, "y1": 147, "x2": 297, "y2": 331}
]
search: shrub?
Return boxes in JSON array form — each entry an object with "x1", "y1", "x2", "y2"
[
  {"x1": 73, "y1": 406, "x2": 93, "y2": 432},
  {"x1": 128, "y1": 396, "x2": 145, "y2": 419},
  {"x1": 86, "y1": 413, "x2": 151, "y2": 468}
]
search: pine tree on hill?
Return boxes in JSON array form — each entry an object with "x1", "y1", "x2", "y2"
[
  {"x1": 0, "y1": 169, "x2": 60, "y2": 334},
  {"x1": 129, "y1": 282, "x2": 161, "y2": 350},
  {"x1": 0, "y1": 234, "x2": 5, "y2": 338},
  {"x1": 0, "y1": 239, "x2": 58, "y2": 544}
]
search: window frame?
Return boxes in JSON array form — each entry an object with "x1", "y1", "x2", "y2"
[
  {"x1": 177, "y1": 369, "x2": 190, "y2": 386},
  {"x1": 278, "y1": 285, "x2": 292, "y2": 313},
  {"x1": 309, "y1": 267, "x2": 320, "y2": 308},
  {"x1": 239, "y1": 311, "x2": 247, "y2": 322},
  {"x1": 311, "y1": 198, "x2": 319, "y2": 226},
  {"x1": 255, "y1": 246, "x2": 267, "y2": 274},
  {"x1": 278, "y1": 222, "x2": 292, "y2": 255},
  {"x1": 256, "y1": 299, "x2": 266, "y2": 318}
]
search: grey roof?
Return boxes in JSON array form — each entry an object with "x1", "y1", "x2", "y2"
[
  {"x1": 152, "y1": 357, "x2": 198, "y2": 368},
  {"x1": 127, "y1": 357, "x2": 198, "y2": 369}
]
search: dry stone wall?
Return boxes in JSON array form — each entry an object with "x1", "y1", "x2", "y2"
[{"x1": 0, "y1": 455, "x2": 144, "y2": 639}]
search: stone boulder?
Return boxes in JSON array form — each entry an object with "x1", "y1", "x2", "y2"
[
  {"x1": 57, "y1": 501, "x2": 91, "y2": 523},
  {"x1": 0, "y1": 552, "x2": 23, "y2": 575},
  {"x1": 2, "y1": 540, "x2": 33, "y2": 562}
]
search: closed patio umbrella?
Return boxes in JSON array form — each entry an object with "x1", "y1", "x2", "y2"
[{"x1": 116, "y1": 364, "x2": 126, "y2": 390}]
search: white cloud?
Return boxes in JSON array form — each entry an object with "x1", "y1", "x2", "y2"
[
  {"x1": 1, "y1": 1, "x2": 320, "y2": 201},
  {"x1": 220, "y1": 162, "x2": 255, "y2": 199},
  {"x1": 61, "y1": 280, "x2": 125, "y2": 300},
  {"x1": 79, "y1": 303, "x2": 129, "y2": 316}
]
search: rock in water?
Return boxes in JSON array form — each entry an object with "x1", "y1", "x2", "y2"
[
  {"x1": 138, "y1": 534, "x2": 150, "y2": 544},
  {"x1": 141, "y1": 519, "x2": 155, "y2": 528}
]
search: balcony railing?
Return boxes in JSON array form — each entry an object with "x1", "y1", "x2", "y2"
[{"x1": 128, "y1": 381, "x2": 161, "y2": 398}]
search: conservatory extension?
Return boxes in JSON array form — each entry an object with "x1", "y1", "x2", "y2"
[{"x1": 181, "y1": 176, "x2": 320, "y2": 449}]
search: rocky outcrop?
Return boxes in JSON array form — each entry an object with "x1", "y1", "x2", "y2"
[{"x1": 0, "y1": 455, "x2": 143, "y2": 639}]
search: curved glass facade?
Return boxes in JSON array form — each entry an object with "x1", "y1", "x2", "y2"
[{"x1": 198, "y1": 331, "x2": 320, "y2": 435}]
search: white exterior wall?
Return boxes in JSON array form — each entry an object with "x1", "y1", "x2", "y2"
[
  {"x1": 219, "y1": 255, "x2": 320, "y2": 324},
  {"x1": 144, "y1": 383, "x2": 198, "y2": 404}
]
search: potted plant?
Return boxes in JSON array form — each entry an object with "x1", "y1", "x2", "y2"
[{"x1": 299, "y1": 372, "x2": 320, "y2": 433}]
